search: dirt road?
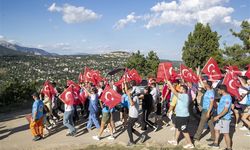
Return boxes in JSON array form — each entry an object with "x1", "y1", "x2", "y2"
[{"x1": 0, "y1": 109, "x2": 249, "y2": 150}]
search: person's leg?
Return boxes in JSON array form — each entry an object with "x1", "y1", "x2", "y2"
[
  {"x1": 63, "y1": 111, "x2": 75, "y2": 133},
  {"x1": 107, "y1": 123, "x2": 114, "y2": 137},
  {"x1": 141, "y1": 110, "x2": 147, "y2": 130},
  {"x1": 208, "y1": 116, "x2": 215, "y2": 140},
  {"x1": 52, "y1": 108, "x2": 60, "y2": 120},
  {"x1": 194, "y1": 111, "x2": 208, "y2": 140},
  {"x1": 224, "y1": 133, "x2": 231, "y2": 149},
  {"x1": 30, "y1": 121, "x2": 38, "y2": 137},
  {"x1": 145, "y1": 109, "x2": 156, "y2": 128},
  {"x1": 110, "y1": 112, "x2": 116, "y2": 132},
  {"x1": 127, "y1": 117, "x2": 137, "y2": 143},
  {"x1": 92, "y1": 113, "x2": 100, "y2": 129},
  {"x1": 38, "y1": 117, "x2": 44, "y2": 137},
  {"x1": 183, "y1": 132, "x2": 193, "y2": 144},
  {"x1": 242, "y1": 113, "x2": 250, "y2": 127},
  {"x1": 175, "y1": 129, "x2": 181, "y2": 142},
  {"x1": 87, "y1": 113, "x2": 93, "y2": 129},
  {"x1": 97, "y1": 121, "x2": 106, "y2": 137},
  {"x1": 214, "y1": 129, "x2": 220, "y2": 145}
]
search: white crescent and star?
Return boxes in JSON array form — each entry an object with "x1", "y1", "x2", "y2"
[
  {"x1": 65, "y1": 91, "x2": 72, "y2": 100},
  {"x1": 182, "y1": 69, "x2": 189, "y2": 78},
  {"x1": 229, "y1": 80, "x2": 236, "y2": 89},
  {"x1": 169, "y1": 67, "x2": 173, "y2": 75},
  {"x1": 207, "y1": 64, "x2": 215, "y2": 73},
  {"x1": 105, "y1": 91, "x2": 114, "y2": 101}
]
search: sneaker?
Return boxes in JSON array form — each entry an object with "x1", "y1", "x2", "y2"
[
  {"x1": 239, "y1": 126, "x2": 248, "y2": 131},
  {"x1": 206, "y1": 138, "x2": 214, "y2": 142},
  {"x1": 166, "y1": 123, "x2": 171, "y2": 127},
  {"x1": 154, "y1": 125, "x2": 159, "y2": 132},
  {"x1": 140, "y1": 134, "x2": 146, "y2": 143},
  {"x1": 208, "y1": 143, "x2": 219, "y2": 149},
  {"x1": 92, "y1": 135, "x2": 100, "y2": 141},
  {"x1": 127, "y1": 141, "x2": 135, "y2": 146},
  {"x1": 32, "y1": 136, "x2": 41, "y2": 141},
  {"x1": 107, "y1": 136, "x2": 115, "y2": 140},
  {"x1": 183, "y1": 144, "x2": 194, "y2": 149},
  {"x1": 168, "y1": 140, "x2": 178, "y2": 146}
]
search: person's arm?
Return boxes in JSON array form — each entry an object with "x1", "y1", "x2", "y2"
[
  {"x1": 214, "y1": 107, "x2": 229, "y2": 121},
  {"x1": 238, "y1": 77, "x2": 247, "y2": 87},
  {"x1": 83, "y1": 87, "x2": 91, "y2": 97},
  {"x1": 166, "y1": 80, "x2": 178, "y2": 98},
  {"x1": 127, "y1": 91, "x2": 135, "y2": 106},
  {"x1": 206, "y1": 98, "x2": 214, "y2": 118}
]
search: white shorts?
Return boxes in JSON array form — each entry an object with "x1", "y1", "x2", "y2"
[{"x1": 215, "y1": 119, "x2": 231, "y2": 134}]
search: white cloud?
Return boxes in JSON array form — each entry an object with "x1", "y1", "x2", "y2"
[
  {"x1": 145, "y1": 0, "x2": 237, "y2": 28},
  {"x1": 113, "y1": 12, "x2": 141, "y2": 30},
  {"x1": 48, "y1": 3, "x2": 101, "y2": 24},
  {"x1": 0, "y1": 35, "x2": 4, "y2": 39},
  {"x1": 114, "y1": 0, "x2": 246, "y2": 29}
]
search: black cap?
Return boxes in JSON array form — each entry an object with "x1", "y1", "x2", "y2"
[{"x1": 32, "y1": 92, "x2": 39, "y2": 97}]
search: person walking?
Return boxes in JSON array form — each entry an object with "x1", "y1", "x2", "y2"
[{"x1": 30, "y1": 92, "x2": 44, "y2": 141}]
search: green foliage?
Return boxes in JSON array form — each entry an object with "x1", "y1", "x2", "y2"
[
  {"x1": 182, "y1": 23, "x2": 222, "y2": 69},
  {"x1": 145, "y1": 51, "x2": 160, "y2": 77},
  {"x1": 125, "y1": 50, "x2": 160, "y2": 77},
  {"x1": 0, "y1": 79, "x2": 37, "y2": 107},
  {"x1": 125, "y1": 51, "x2": 147, "y2": 76},
  {"x1": 223, "y1": 21, "x2": 250, "y2": 69}
]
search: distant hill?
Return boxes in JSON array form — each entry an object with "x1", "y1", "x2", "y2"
[
  {"x1": 0, "y1": 40, "x2": 55, "y2": 56},
  {"x1": 0, "y1": 45, "x2": 27, "y2": 56}
]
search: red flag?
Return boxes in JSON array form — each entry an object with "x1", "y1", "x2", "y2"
[
  {"x1": 79, "y1": 90, "x2": 87, "y2": 104},
  {"x1": 41, "y1": 80, "x2": 56, "y2": 100},
  {"x1": 127, "y1": 69, "x2": 142, "y2": 84},
  {"x1": 59, "y1": 86, "x2": 75, "y2": 105},
  {"x1": 222, "y1": 73, "x2": 241, "y2": 99},
  {"x1": 225, "y1": 65, "x2": 242, "y2": 76},
  {"x1": 180, "y1": 64, "x2": 198, "y2": 83},
  {"x1": 157, "y1": 62, "x2": 177, "y2": 82},
  {"x1": 245, "y1": 65, "x2": 250, "y2": 79},
  {"x1": 202, "y1": 57, "x2": 222, "y2": 80},
  {"x1": 100, "y1": 87, "x2": 122, "y2": 109},
  {"x1": 78, "y1": 72, "x2": 85, "y2": 83},
  {"x1": 84, "y1": 67, "x2": 103, "y2": 85},
  {"x1": 67, "y1": 80, "x2": 81, "y2": 92}
]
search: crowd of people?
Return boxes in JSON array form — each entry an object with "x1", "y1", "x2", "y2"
[{"x1": 29, "y1": 70, "x2": 250, "y2": 150}]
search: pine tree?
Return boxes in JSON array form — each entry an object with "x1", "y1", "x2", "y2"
[
  {"x1": 182, "y1": 23, "x2": 222, "y2": 69},
  {"x1": 223, "y1": 21, "x2": 250, "y2": 69},
  {"x1": 145, "y1": 51, "x2": 160, "y2": 77},
  {"x1": 125, "y1": 50, "x2": 146, "y2": 76}
]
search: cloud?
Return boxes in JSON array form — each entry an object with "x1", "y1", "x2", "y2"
[
  {"x1": 114, "y1": 0, "x2": 246, "y2": 29},
  {"x1": 113, "y1": 12, "x2": 141, "y2": 30},
  {"x1": 48, "y1": 3, "x2": 101, "y2": 24},
  {"x1": 145, "y1": 0, "x2": 237, "y2": 28},
  {"x1": 0, "y1": 35, "x2": 4, "y2": 39}
]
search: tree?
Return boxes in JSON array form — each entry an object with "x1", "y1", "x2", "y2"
[
  {"x1": 223, "y1": 21, "x2": 250, "y2": 69},
  {"x1": 182, "y1": 23, "x2": 222, "y2": 69},
  {"x1": 145, "y1": 51, "x2": 160, "y2": 77},
  {"x1": 125, "y1": 51, "x2": 146, "y2": 76}
]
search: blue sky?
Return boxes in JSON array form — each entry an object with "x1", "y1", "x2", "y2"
[{"x1": 0, "y1": 0, "x2": 249, "y2": 60}]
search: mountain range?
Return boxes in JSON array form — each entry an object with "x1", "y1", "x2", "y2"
[{"x1": 0, "y1": 40, "x2": 55, "y2": 56}]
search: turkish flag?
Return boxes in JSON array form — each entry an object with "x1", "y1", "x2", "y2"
[
  {"x1": 78, "y1": 72, "x2": 85, "y2": 83},
  {"x1": 157, "y1": 62, "x2": 177, "y2": 82},
  {"x1": 84, "y1": 67, "x2": 103, "y2": 85},
  {"x1": 245, "y1": 65, "x2": 250, "y2": 79},
  {"x1": 100, "y1": 87, "x2": 122, "y2": 109},
  {"x1": 222, "y1": 73, "x2": 241, "y2": 99},
  {"x1": 127, "y1": 69, "x2": 142, "y2": 84},
  {"x1": 59, "y1": 86, "x2": 75, "y2": 105},
  {"x1": 41, "y1": 80, "x2": 56, "y2": 100},
  {"x1": 202, "y1": 57, "x2": 222, "y2": 80},
  {"x1": 180, "y1": 64, "x2": 198, "y2": 83},
  {"x1": 67, "y1": 80, "x2": 81, "y2": 92},
  {"x1": 225, "y1": 65, "x2": 242, "y2": 76}
]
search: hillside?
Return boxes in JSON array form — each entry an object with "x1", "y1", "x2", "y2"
[{"x1": 0, "y1": 45, "x2": 27, "y2": 56}]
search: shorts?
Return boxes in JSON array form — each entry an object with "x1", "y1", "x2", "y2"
[
  {"x1": 175, "y1": 116, "x2": 189, "y2": 133},
  {"x1": 101, "y1": 112, "x2": 110, "y2": 124},
  {"x1": 215, "y1": 119, "x2": 231, "y2": 134}
]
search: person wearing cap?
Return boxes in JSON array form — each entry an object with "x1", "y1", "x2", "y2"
[
  {"x1": 193, "y1": 78, "x2": 215, "y2": 142},
  {"x1": 208, "y1": 84, "x2": 232, "y2": 150},
  {"x1": 30, "y1": 92, "x2": 44, "y2": 141}
]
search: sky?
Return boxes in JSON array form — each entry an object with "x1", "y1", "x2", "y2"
[{"x1": 0, "y1": 0, "x2": 249, "y2": 60}]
